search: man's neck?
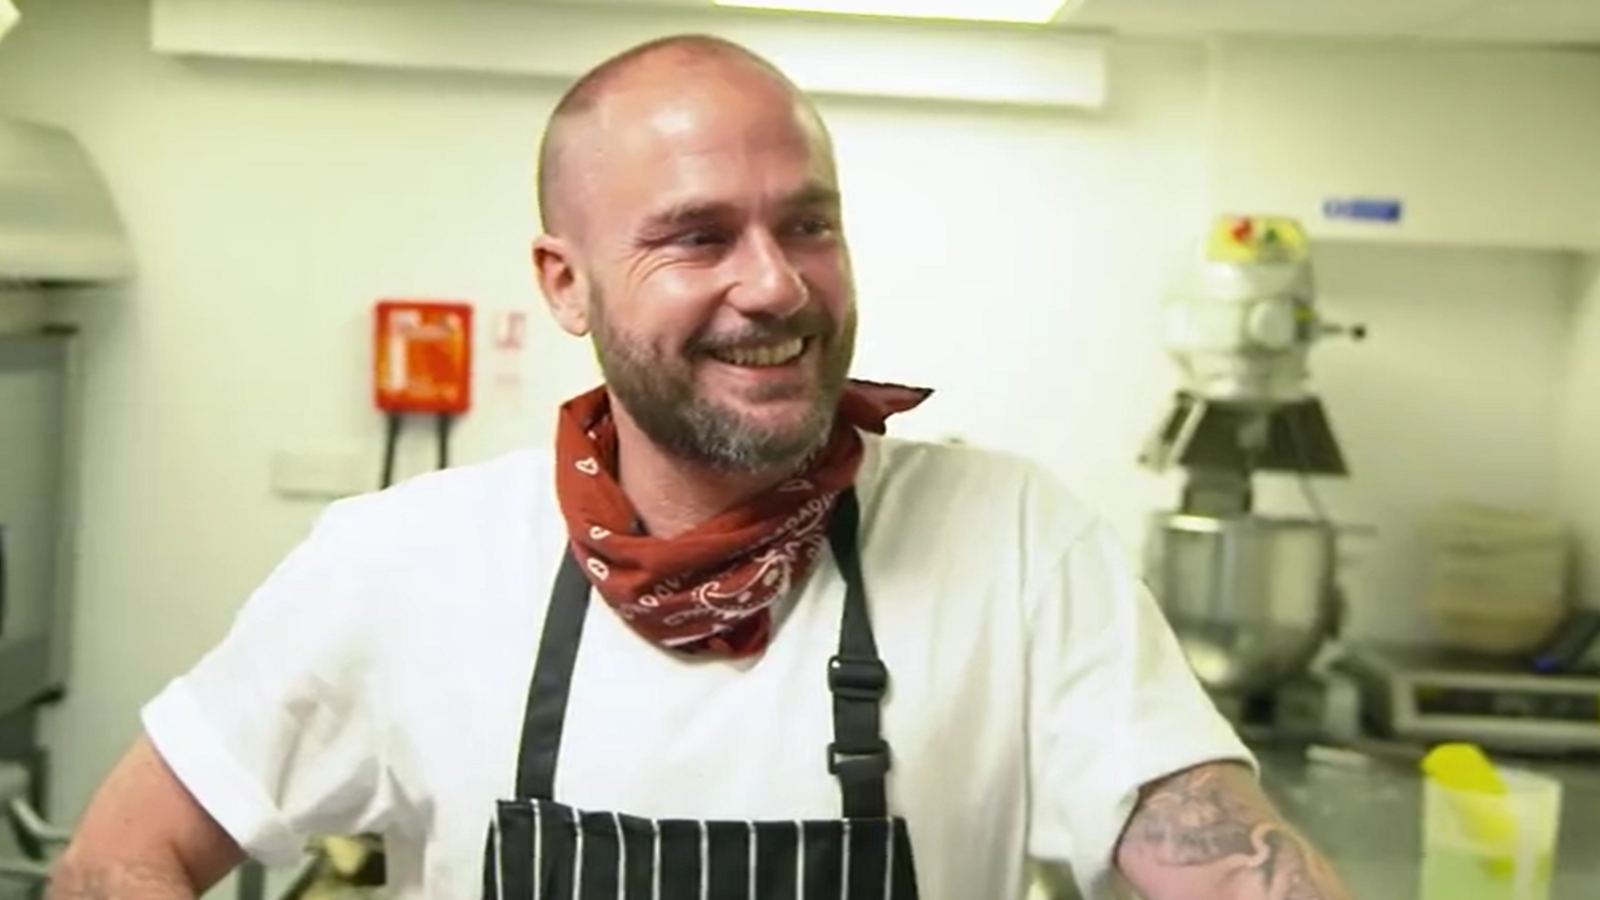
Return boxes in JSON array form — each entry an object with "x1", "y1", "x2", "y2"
[{"x1": 612, "y1": 418, "x2": 795, "y2": 539}]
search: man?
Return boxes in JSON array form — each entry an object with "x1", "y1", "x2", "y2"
[{"x1": 49, "y1": 34, "x2": 1356, "y2": 900}]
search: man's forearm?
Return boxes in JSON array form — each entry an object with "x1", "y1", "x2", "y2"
[
  {"x1": 45, "y1": 735, "x2": 245, "y2": 900},
  {"x1": 48, "y1": 853, "x2": 198, "y2": 900},
  {"x1": 1115, "y1": 761, "x2": 1356, "y2": 900}
]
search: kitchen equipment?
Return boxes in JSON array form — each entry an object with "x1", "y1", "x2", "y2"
[
  {"x1": 0, "y1": 115, "x2": 133, "y2": 283},
  {"x1": 0, "y1": 330, "x2": 72, "y2": 722},
  {"x1": 0, "y1": 329, "x2": 72, "y2": 898},
  {"x1": 1138, "y1": 215, "x2": 1365, "y2": 725},
  {"x1": 1422, "y1": 503, "x2": 1570, "y2": 656},
  {"x1": 1143, "y1": 512, "x2": 1340, "y2": 696},
  {"x1": 1340, "y1": 643, "x2": 1600, "y2": 755},
  {"x1": 0, "y1": 760, "x2": 60, "y2": 900},
  {"x1": 0, "y1": 110, "x2": 132, "y2": 865},
  {"x1": 1531, "y1": 609, "x2": 1600, "y2": 675}
]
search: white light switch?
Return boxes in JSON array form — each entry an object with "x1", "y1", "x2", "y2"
[{"x1": 270, "y1": 447, "x2": 370, "y2": 500}]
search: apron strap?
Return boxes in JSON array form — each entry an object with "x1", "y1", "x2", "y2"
[
  {"x1": 825, "y1": 488, "x2": 892, "y2": 819},
  {"x1": 510, "y1": 487, "x2": 892, "y2": 819},
  {"x1": 513, "y1": 548, "x2": 591, "y2": 799}
]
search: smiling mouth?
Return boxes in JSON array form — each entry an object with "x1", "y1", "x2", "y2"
[{"x1": 706, "y1": 337, "x2": 810, "y2": 368}]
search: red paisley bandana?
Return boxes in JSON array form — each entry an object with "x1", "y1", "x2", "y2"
[{"x1": 554, "y1": 380, "x2": 932, "y2": 658}]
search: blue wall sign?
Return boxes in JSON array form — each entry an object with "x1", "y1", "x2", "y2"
[{"x1": 1323, "y1": 197, "x2": 1404, "y2": 224}]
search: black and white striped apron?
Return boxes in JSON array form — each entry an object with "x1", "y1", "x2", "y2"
[{"x1": 482, "y1": 488, "x2": 921, "y2": 900}]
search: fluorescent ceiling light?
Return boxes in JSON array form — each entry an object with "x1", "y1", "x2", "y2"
[{"x1": 712, "y1": 0, "x2": 1073, "y2": 26}]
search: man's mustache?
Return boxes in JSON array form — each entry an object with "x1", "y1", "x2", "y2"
[{"x1": 688, "y1": 309, "x2": 833, "y2": 355}]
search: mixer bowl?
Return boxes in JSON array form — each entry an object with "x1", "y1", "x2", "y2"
[{"x1": 1144, "y1": 513, "x2": 1344, "y2": 696}]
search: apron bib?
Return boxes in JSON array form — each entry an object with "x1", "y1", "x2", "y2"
[{"x1": 481, "y1": 489, "x2": 921, "y2": 900}]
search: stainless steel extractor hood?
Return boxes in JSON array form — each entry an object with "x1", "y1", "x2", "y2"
[{"x1": 0, "y1": 115, "x2": 133, "y2": 285}]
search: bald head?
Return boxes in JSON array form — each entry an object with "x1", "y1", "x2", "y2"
[{"x1": 535, "y1": 34, "x2": 827, "y2": 238}]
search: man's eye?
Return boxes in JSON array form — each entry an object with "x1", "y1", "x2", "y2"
[
  {"x1": 674, "y1": 229, "x2": 728, "y2": 247},
  {"x1": 791, "y1": 218, "x2": 836, "y2": 238}
]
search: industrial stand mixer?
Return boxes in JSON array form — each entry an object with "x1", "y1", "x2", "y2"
[{"x1": 1138, "y1": 215, "x2": 1367, "y2": 739}]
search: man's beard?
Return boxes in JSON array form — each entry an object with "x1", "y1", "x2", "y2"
[{"x1": 590, "y1": 295, "x2": 856, "y2": 474}]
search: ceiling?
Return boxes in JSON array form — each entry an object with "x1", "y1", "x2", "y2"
[{"x1": 597, "y1": 0, "x2": 1600, "y2": 47}]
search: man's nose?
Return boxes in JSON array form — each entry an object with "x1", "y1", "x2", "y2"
[{"x1": 725, "y1": 230, "x2": 808, "y2": 317}]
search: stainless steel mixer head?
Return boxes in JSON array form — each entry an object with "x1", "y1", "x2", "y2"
[{"x1": 1139, "y1": 215, "x2": 1364, "y2": 515}]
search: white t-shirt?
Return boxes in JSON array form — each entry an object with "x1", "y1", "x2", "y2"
[{"x1": 142, "y1": 433, "x2": 1253, "y2": 900}]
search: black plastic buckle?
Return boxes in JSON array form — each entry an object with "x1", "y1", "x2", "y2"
[
  {"x1": 827, "y1": 739, "x2": 892, "y2": 779},
  {"x1": 828, "y1": 654, "x2": 889, "y2": 701}
]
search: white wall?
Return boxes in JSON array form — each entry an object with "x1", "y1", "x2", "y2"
[
  {"x1": 0, "y1": 0, "x2": 1584, "y2": 851},
  {"x1": 1263, "y1": 243, "x2": 1575, "y2": 641}
]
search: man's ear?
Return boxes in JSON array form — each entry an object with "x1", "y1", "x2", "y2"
[{"x1": 532, "y1": 234, "x2": 589, "y2": 337}]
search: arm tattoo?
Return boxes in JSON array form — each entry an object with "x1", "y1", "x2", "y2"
[{"x1": 1116, "y1": 762, "x2": 1355, "y2": 900}]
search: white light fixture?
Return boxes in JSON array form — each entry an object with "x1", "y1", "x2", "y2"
[
  {"x1": 0, "y1": 0, "x2": 19, "y2": 48},
  {"x1": 712, "y1": 0, "x2": 1073, "y2": 26}
]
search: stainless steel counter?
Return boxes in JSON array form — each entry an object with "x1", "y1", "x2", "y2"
[{"x1": 1254, "y1": 744, "x2": 1600, "y2": 899}]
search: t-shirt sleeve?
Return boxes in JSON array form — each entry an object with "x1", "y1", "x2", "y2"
[
  {"x1": 1025, "y1": 515, "x2": 1256, "y2": 900},
  {"x1": 140, "y1": 501, "x2": 398, "y2": 866}
]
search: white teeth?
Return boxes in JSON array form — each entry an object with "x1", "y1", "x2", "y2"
[{"x1": 712, "y1": 338, "x2": 806, "y2": 367}]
